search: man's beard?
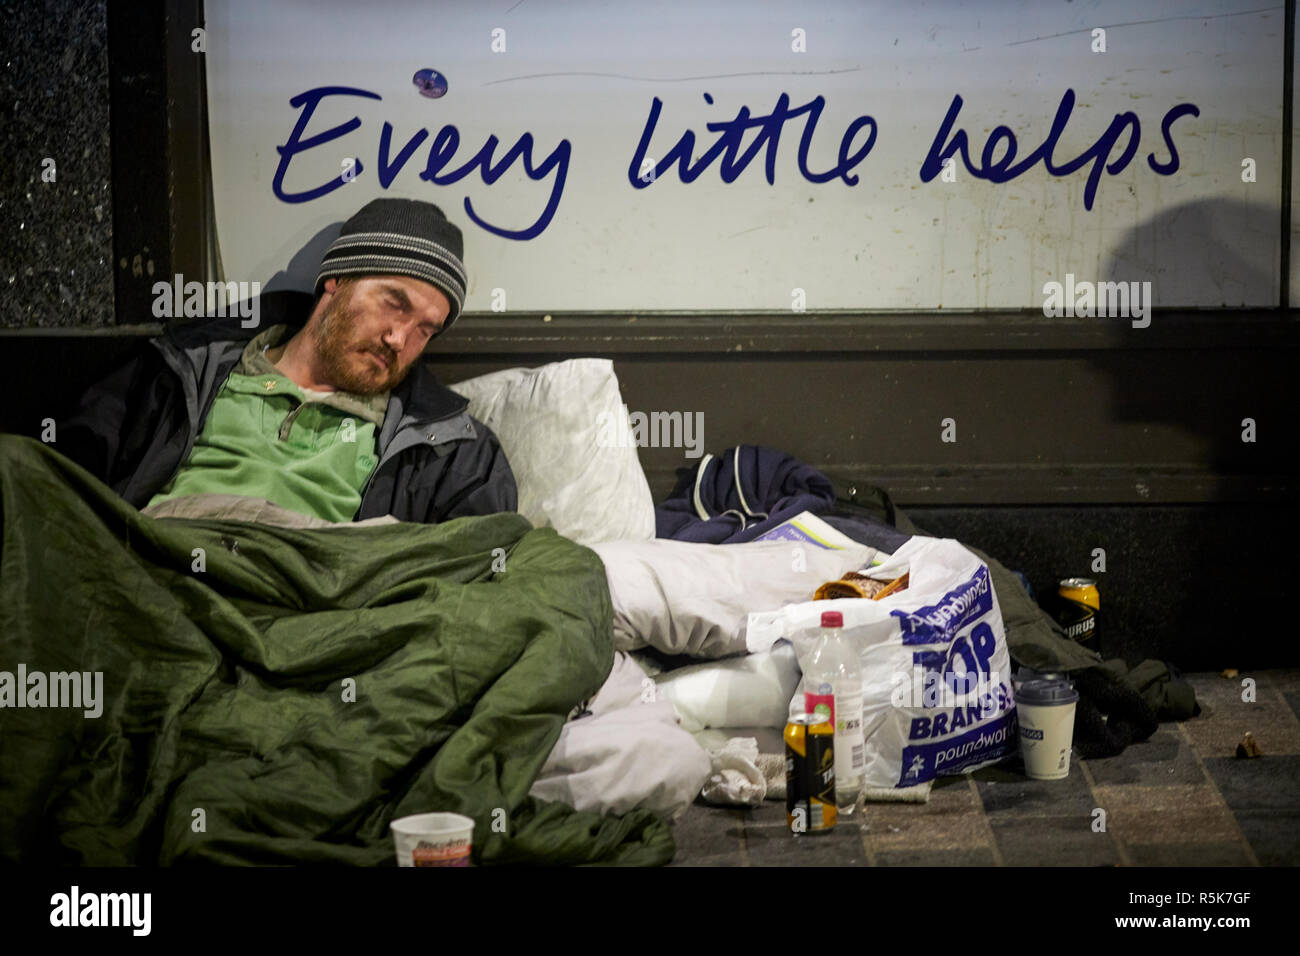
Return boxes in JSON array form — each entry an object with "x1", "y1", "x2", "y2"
[{"x1": 309, "y1": 288, "x2": 406, "y2": 395}]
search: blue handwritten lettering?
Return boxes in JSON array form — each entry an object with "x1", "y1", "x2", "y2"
[
  {"x1": 273, "y1": 84, "x2": 1197, "y2": 239},
  {"x1": 273, "y1": 86, "x2": 571, "y2": 239},
  {"x1": 919, "y1": 89, "x2": 1197, "y2": 210},
  {"x1": 273, "y1": 86, "x2": 380, "y2": 203},
  {"x1": 458, "y1": 133, "x2": 572, "y2": 241},
  {"x1": 629, "y1": 92, "x2": 877, "y2": 188},
  {"x1": 1148, "y1": 103, "x2": 1199, "y2": 174},
  {"x1": 378, "y1": 123, "x2": 429, "y2": 188}
]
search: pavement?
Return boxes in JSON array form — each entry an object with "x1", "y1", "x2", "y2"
[{"x1": 668, "y1": 669, "x2": 1300, "y2": 866}]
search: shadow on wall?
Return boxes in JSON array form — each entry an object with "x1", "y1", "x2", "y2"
[
  {"x1": 1101, "y1": 198, "x2": 1277, "y2": 310},
  {"x1": 259, "y1": 221, "x2": 345, "y2": 296},
  {"x1": 1095, "y1": 198, "x2": 1288, "y2": 504}
]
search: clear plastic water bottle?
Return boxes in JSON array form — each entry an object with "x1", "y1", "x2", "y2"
[{"x1": 802, "y1": 610, "x2": 864, "y2": 814}]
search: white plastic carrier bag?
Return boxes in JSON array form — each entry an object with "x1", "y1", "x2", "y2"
[{"x1": 747, "y1": 536, "x2": 1018, "y2": 790}]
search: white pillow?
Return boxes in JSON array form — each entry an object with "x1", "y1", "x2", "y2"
[
  {"x1": 590, "y1": 538, "x2": 878, "y2": 658},
  {"x1": 655, "y1": 642, "x2": 803, "y2": 732},
  {"x1": 448, "y1": 359, "x2": 655, "y2": 545}
]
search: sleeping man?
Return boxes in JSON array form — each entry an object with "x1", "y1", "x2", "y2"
[
  {"x1": 1, "y1": 196, "x2": 711, "y2": 864},
  {"x1": 56, "y1": 197, "x2": 516, "y2": 529}
]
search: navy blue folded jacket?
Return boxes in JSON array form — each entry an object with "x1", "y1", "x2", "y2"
[{"x1": 653, "y1": 445, "x2": 841, "y2": 543}]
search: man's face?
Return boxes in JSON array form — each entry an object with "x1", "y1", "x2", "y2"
[{"x1": 309, "y1": 276, "x2": 450, "y2": 394}]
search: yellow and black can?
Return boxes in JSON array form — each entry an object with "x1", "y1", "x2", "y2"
[
  {"x1": 784, "y1": 713, "x2": 837, "y2": 834},
  {"x1": 1054, "y1": 577, "x2": 1100, "y2": 654}
]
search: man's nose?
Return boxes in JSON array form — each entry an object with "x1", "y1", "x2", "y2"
[{"x1": 381, "y1": 326, "x2": 406, "y2": 353}]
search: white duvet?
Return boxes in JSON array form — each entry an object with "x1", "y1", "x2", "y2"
[
  {"x1": 530, "y1": 651, "x2": 712, "y2": 819},
  {"x1": 531, "y1": 539, "x2": 878, "y2": 816}
]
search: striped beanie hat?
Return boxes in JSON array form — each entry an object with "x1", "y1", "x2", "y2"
[{"x1": 315, "y1": 198, "x2": 468, "y2": 332}]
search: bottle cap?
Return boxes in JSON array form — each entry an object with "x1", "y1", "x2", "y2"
[{"x1": 820, "y1": 611, "x2": 843, "y2": 627}]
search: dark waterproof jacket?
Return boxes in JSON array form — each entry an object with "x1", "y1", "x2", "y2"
[
  {"x1": 53, "y1": 290, "x2": 517, "y2": 524},
  {"x1": 654, "y1": 445, "x2": 840, "y2": 543}
]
